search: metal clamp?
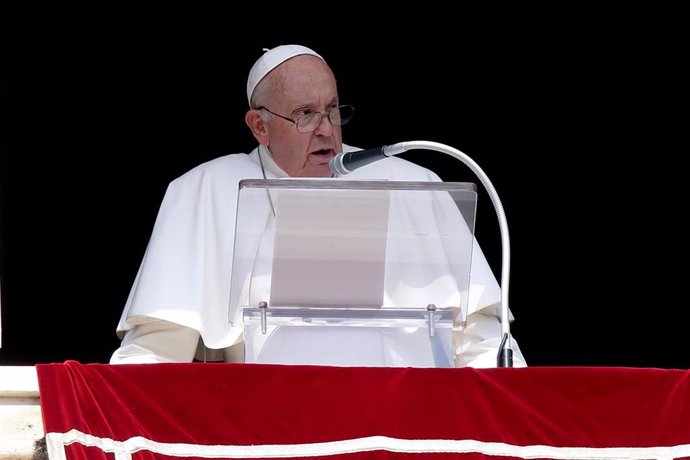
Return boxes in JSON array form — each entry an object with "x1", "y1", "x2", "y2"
[
  {"x1": 426, "y1": 303, "x2": 437, "y2": 337},
  {"x1": 258, "y1": 301, "x2": 268, "y2": 334}
]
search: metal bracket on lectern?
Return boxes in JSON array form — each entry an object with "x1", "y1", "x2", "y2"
[
  {"x1": 426, "y1": 304, "x2": 437, "y2": 337},
  {"x1": 258, "y1": 301, "x2": 268, "y2": 334},
  {"x1": 248, "y1": 302, "x2": 452, "y2": 339}
]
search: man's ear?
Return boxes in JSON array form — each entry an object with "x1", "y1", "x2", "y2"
[{"x1": 245, "y1": 109, "x2": 270, "y2": 145}]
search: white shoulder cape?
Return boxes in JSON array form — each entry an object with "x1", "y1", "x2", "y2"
[{"x1": 116, "y1": 145, "x2": 502, "y2": 349}]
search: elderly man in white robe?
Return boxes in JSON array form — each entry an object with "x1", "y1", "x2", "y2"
[{"x1": 110, "y1": 44, "x2": 527, "y2": 368}]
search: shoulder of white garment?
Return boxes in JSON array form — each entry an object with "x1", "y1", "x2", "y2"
[
  {"x1": 169, "y1": 150, "x2": 261, "y2": 186},
  {"x1": 114, "y1": 149, "x2": 263, "y2": 343}
]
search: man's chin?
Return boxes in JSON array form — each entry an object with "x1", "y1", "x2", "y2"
[
  {"x1": 307, "y1": 164, "x2": 333, "y2": 178},
  {"x1": 290, "y1": 164, "x2": 332, "y2": 178},
  {"x1": 302, "y1": 157, "x2": 334, "y2": 177}
]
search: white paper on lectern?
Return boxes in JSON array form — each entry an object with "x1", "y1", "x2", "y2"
[{"x1": 269, "y1": 188, "x2": 391, "y2": 308}]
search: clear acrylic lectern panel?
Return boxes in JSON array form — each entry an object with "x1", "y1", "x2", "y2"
[{"x1": 229, "y1": 178, "x2": 478, "y2": 368}]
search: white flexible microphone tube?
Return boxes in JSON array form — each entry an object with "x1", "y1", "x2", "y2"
[{"x1": 330, "y1": 141, "x2": 514, "y2": 367}]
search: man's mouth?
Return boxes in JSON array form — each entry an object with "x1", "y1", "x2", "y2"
[{"x1": 311, "y1": 148, "x2": 334, "y2": 158}]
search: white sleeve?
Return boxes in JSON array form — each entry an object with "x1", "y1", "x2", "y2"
[
  {"x1": 110, "y1": 319, "x2": 200, "y2": 364},
  {"x1": 453, "y1": 310, "x2": 527, "y2": 368}
]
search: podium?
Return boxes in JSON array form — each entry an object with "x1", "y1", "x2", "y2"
[{"x1": 229, "y1": 178, "x2": 478, "y2": 368}]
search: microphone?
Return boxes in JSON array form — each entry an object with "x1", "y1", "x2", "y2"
[
  {"x1": 329, "y1": 143, "x2": 408, "y2": 176},
  {"x1": 331, "y1": 140, "x2": 515, "y2": 367}
]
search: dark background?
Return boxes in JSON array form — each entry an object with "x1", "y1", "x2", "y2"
[{"x1": 1, "y1": 10, "x2": 686, "y2": 368}]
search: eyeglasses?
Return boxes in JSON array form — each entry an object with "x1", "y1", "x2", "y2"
[{"x1": 258, "y1": 104, "x2": 355, "y2": 133}]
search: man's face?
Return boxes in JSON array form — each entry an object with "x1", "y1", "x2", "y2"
[{"x1": 261, "y1": 56, "x2": 344, "y2": 177}]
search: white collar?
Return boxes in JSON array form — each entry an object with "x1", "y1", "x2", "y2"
[{"x1": 258, "y1": 145, "x2": 289, "y2": 178}]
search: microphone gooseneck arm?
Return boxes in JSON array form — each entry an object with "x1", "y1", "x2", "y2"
[{"x1": 333, "y1": 141, "x2": 514, "y2": 367}]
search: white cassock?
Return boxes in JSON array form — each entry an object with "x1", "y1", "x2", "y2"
[{"x1": 112, "y1": 144, "x2": 526, "y2": 367}]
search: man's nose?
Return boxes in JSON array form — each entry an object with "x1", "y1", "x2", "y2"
[{"x1": 312, "y1": 113, "x2": 334, "y2": 136}]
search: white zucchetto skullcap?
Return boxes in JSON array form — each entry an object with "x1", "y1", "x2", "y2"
[{"x1": 246, "y1": 44, "x2": 324, "y2": 106}]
